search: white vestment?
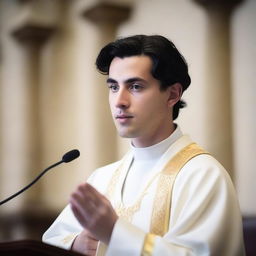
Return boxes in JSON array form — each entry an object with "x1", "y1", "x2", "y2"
[{"x1": 43, "y1": 128, "x2": 245, "y2": 255}]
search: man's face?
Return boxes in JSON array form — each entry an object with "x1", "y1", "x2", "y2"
[{"x1": 107, "y1": 55, "x2": 177, "y2": 147}]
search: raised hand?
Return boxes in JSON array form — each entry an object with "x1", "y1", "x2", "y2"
[{"x1": 70, "y1": 183, "x2": 118, "y2": 244}]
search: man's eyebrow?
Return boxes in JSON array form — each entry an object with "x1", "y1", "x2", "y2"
[
  {"x1": 106, "y1": 78, "x2": 117, "y2": 84},
  {"x1": 125, "y1": 77, "x2": 146, "y2": 83},
  {"x1": 106, "y1": 77, "x2": 146, "y2": 84}
]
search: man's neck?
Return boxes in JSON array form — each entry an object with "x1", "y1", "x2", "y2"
[{"x1": 131, "y1": 123, "x2": 177, "y2": 148}]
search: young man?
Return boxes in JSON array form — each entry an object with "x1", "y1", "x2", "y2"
[{"x1": 43, "y1": 35, "x2": 245, "y2": 255}]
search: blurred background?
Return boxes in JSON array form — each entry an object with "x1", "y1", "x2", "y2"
[{"x1": 0, "y1": 0, "x2": 255, "y2": 250}]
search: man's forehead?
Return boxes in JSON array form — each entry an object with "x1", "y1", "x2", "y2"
[
  {"x1": 110, "y1": 55, "x2": 152, "y2": 66},
  {"x1": 108, "y1": 55, "x2": 153, "y2": 79}
]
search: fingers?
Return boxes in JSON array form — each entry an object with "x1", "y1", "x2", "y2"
[
  {"x1": 70, "y1": 183, "x2": 101, "y2": 208},
  {"x1": 70, "y1": 183, "x2": 108, "y2": 226},
  {"x1": 69, "y1": 182, "x2": 118, "y2": 244},
  {"x1": 70, "y1": 183, "x2": 97, "y2": 226},
  {"x1": 70, "y1": 200, "x2": 86, "y2": 225},
  {"x1": 72, "y1": 229, "x2": 98, "y2": 255}
]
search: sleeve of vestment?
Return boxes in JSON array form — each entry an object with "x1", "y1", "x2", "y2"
[
  {"x1": 106, "y1": 154, "x2": 245, "y2": 256},
  {"x1": 42, "y1": 204, "x2": 82, "y2": 249}
]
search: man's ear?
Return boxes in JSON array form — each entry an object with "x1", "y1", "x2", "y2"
[{"x1": 167, "y1": 83, "x2": 182, "y2": 107}]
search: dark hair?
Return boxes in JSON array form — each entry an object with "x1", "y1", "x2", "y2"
[{"x1": 96, "y1": 35, "x2": 191, "y2": 120}]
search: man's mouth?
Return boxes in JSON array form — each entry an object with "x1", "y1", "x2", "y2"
[
  {"x1": 116, "y1": 115, "x2": 133, "y2": 119},
  {"x1": 115, "y1": 114, "x2": 134, "y2": 123}
]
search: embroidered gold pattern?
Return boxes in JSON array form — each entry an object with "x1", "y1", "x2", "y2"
[
  {"x1": 106, "y1": 154, "x2": 159, "y2": 222},
  {"x1": 150, "y1": 143, "x2": 209, "y2": 236},
  {"x1": 114, "y1": 172, "x2": 159, "y2": 222},
  {"x1": 150, "y1": 174, "x2": 174, "y2": 235},
  {"x1": 115, "y1": 198, "x2": 145, "y2": 222},
  {"x1": 105, "y1": 160, "x2": 124, "y2": 201}
]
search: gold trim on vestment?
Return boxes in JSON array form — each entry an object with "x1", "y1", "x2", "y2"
[
  {"x1": 96, "y1": 242, "x2": 107, "y2": 256},
  {"x1": 141, "y1": 233, "x2": 157, "y2": 256},
  {"x1": 150, "y1": 143, "x2": 209, "y2": 236}
]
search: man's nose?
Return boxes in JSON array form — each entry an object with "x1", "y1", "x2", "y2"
[{"x1": 115, "y1": 88, "x2": 130, "y2": 109}]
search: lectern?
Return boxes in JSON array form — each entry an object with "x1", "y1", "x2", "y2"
[{"x1": 0, "y1": 240, "x2": 83, "y2": 256}]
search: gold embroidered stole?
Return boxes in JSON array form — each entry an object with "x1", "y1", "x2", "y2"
[
  {"x1": 149, "y1": 142, "x2": 209, "y2": 236},
  {"x1": 96, "y1": 142, "x2": 208, "y2": 255}
]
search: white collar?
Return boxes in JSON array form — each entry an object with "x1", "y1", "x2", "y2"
[{"x1": 130, "y1": 125, "x2": 183, "y2": 161}]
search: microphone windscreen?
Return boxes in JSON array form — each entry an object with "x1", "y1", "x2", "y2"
[{"x1": 62, "y1": 149, "x2": 80, "y2": 163}]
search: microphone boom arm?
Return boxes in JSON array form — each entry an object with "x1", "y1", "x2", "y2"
[
  {"x1": 0, "y1": 148, "x2": 80, "y2": 206},
  {"x1": 0, "y1": 160, "x2": 63, "y2": 206}
]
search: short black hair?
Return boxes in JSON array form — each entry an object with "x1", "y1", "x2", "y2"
[{"x1": 96, "y1": 35, "x2": 191, "y2": 120}]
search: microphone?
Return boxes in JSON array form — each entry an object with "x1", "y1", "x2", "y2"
[{"x1": 0, "y1": 149, "x2": 80, "y2": 206}]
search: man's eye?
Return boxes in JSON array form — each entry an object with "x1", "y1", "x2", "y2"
[
  {"x1": 108, "y1": 84, "x2": 119, "y2": 92},
  {"x1": 130, "y1": 84, "x2": 142, "y2": 91}
]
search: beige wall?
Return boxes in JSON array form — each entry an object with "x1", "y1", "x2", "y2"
[
  {"x1": 0, "y1": 0, "x2": 255, "y2": 215},
  {"x1": 231, "y1": 0, "x2": 256, "y2": 215}
]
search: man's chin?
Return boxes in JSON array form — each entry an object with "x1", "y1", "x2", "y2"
[{"x1": 117, "y1": 130, "x2": 136, "y2": 139}]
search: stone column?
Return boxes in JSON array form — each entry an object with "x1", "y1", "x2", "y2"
[
  {"x1": 192, "y1": 0, "x2": 242, "y2": 177},
  {"x1": 0, "y1": 0, "x2": 57, "y2": 214},
  {"x1": 81, "y1": 2, "x2": 131, "y2": 166}
]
